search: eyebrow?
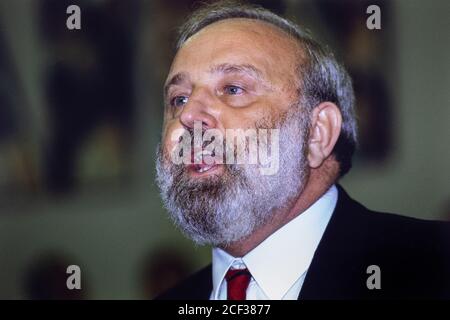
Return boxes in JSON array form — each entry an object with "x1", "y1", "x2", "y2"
[
  {"x1": 164, "y1": 72, "x2": 189, "y2": 100},
  {"x1": 209, "y1": 63, "x2": 264, "y2": 80}
]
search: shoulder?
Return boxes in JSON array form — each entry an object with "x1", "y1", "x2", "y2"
[
  {"x1": 154, "y1": 264, "x2": 212, "y2": 300},
  {"x1": 333, "y1": 185, "x2": 450, "y2": 298},
  {"x1": 335, "y1": 184, "x2": 449, "y2": 243}
]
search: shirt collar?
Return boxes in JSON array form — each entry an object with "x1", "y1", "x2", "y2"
[{"x1": 211, "y1": 184, "x2": 338, "y2": 300}]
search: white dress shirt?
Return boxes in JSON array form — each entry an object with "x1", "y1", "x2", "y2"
[{"x1": 210, "y1": 184, "x2": 338, "y2": 300}]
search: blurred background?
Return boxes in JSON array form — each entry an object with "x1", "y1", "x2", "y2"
[{"x1": 0, "y1": 0, "x2": 448, "y2": 299}]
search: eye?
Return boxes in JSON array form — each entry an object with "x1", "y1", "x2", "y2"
[
  {"x1": 224, "y1": 85, "x2": 244, "y2": 95},
  {"x1": 170, "y1": 95, "x2": 188, "y2": 108}
]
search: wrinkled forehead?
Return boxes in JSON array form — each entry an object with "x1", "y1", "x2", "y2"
[{"x1": 168, "y1": 18, "x2": 303, "y2": 85}]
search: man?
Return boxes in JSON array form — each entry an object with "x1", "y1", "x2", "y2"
[{"x1": 155, "y1": 1, "x2": 450, "y2": 300}]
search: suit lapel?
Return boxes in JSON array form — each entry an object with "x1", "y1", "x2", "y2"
[{"x1": 189, "y1": 265, "x2": 213, "y2": 299}]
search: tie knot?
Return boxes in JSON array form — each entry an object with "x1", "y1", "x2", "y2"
[
  {"x1": 225, "y1": 268, "x2": 251, "y2": 300},
  {"x1": 225, "y1": 268, "x2": 251, "y2": 281}
]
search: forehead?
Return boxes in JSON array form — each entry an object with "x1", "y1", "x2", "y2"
[{"x1": 168, "y1": 18, "x2": 302, "y2": 83}]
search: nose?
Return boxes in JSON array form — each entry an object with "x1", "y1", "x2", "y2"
[{"x1": 179, "y1": 88, "x2": 218, "y2": 130}]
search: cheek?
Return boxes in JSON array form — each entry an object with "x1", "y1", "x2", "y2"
[
  {"x1": 220, "y1": 100, "x2": 275, "y2": 129},
  {"x1": 161, "y1": 122, "x2": 183, "y2": 155}
]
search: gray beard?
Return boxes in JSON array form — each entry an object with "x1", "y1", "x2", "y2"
[{"x1": 155, "y1": 105, "x2": 310, "y2": 247}]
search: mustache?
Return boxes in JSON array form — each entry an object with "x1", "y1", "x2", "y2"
[
  {"x1": 158, "y1": 106, "x2": 302, "y2": 178},
  {"x1": 169, "y1": 107, "x2": 289, "y2": 159},
  {"x1": 157, "y1": 142, "x2": 238, "y2": 178}
]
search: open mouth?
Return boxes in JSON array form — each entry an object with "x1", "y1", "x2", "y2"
[
  {"x1": 188, "y1": 149, "x2": 221, "y2": 175},
  {"x1": 193, "y1": 163, "x2": 217, "y2": 173}
]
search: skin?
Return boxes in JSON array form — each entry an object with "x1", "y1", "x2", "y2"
[{"x1": 162, "y1": 18, "x2": 342, "y2": 257}]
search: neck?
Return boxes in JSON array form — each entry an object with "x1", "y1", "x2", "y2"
[{"x1": 221, "y1": 164, "x2": 338, "y2": 257}]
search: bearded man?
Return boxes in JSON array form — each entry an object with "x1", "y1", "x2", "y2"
[{"x1": 155, "y1": 2, "x2": 450, "y2": 300}]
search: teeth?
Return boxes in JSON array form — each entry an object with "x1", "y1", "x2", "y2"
[
  {"x1": 197, "y1": 165, "x2": 213, "y2": 173},
  {"x1": 192, "y1": 149, "x2": 216, "y2": 173}
]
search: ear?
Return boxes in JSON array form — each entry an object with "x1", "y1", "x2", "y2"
[{"x1": 307, "y1": 102, "x2": 342, "y2": 168}]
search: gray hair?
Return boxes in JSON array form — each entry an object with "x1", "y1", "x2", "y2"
[{"x1": 174, "y1": 1, "x2": 358, "y2": 177}]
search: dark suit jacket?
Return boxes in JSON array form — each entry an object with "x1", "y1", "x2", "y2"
[{"x1": 156, "y1": 185, "x2": 450, "y2": 300}]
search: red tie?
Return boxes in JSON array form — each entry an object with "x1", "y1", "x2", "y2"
[{"x1": 225, "y1": 268, "x2": 251, "y2": 300}]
